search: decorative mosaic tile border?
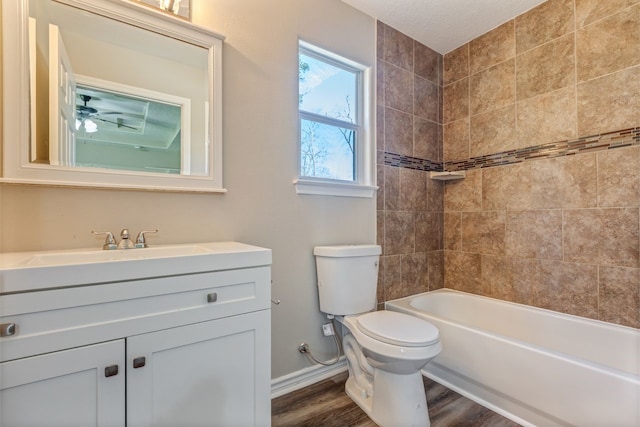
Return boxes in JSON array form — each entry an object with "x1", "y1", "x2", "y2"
[
  {"x1": 383, "y1": 152, "x2": 443, "y2": 171},
  {"x1": 383, "y1": 127, "x2": 639, "y2": 173}
]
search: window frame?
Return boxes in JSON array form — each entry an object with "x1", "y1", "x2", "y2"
[{"x1": 294, "y1": 40, "x2": 376, "y2": 198}]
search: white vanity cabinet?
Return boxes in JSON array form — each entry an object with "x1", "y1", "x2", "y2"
[
  {"x1": 0, "y1": 242, "x2": 272, "y2": 427},
  {"x1": 0, "y1": 340, "x2": 126, "y2": 426}
]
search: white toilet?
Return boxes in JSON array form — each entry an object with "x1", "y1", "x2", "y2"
[{"x1": 314, "y1": 244, "x2": 442, "y2": 427}]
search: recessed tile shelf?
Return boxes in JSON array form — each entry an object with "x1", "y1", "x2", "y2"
[{"x1": 429, "y1": 171, "x2": 466, "y2": 181}]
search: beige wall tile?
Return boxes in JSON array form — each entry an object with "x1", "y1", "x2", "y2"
[
  {"x1": 384, "y1": 211, "x2": 415, "y2": 255},
  {"x1": 577, "y1": 66, "x2": 640, "y2": 136},
  {"x1": 384, "y1": 107, "x2": 413, "y2": 156},
  {"x1": 505, "y1": 210, "x2": 563, "y2": 259},
  {"x1": 377, "y1": 59, "x2": 385, "y2": 106},
  {"x1": 384, "y1": 62, "x2": 413, "y2": 113},
  {"x1": 563, "y1": 208, "x2": 639, "y2": 267},
  {"x1": 443, "y1": 78, "x2": 470, "y2": 123},
  {"x1": 377, "y1": 210, "x2": 384, "y2": 250},
  {"x1": 535, "y1": 260, "x2": 598, "y2": 319},
  {"x1": 444, "y1": 169, "x2": 482, "y2": 211},
  {"x1": 461, "y1": 211, "x2": 506, "y2": 255},
  {"x1": 530, "y1": 154, "x2": 597, "y2": 208},
  {"x1": 444, "y1": 43, "x2": 469, "y2": 85},
  {"x1": 597, "y1": 146, "x2": 640, "y2": 207},
  {"x1": 383, "y1": 165, "x2": 399, "y2": 210},
  {"x1": 377, "y1": 251, "x2": 386, "y2": 303},
  {"x1": 481, "y1": 255, "x2": 511, "y2": 299},
  {"x1": 576, "y1": 0, "x2": 640, "y2": 28},
  {"x1": 469, "y1": 105, "x2": 517, "y2": 157},
  {"x1": 376, "y1": 165, "x2": 384, "y2": 211},
  {"x1": 383, "y1": 25, "x2": 414, "y2": 71},
  {"x1": 470, "y1": 59, "x2": 516, "y2": 116},
  {"x1": 470, "y1": 20, "x2": 515, "y2": 75},
  {"x1": 443, "y1": 118, "x2": 470, "y2": 161},
  {"x1": 413, "y1": 119, "x2": 439, "y2": 160},
  {"x1": 481, "y1": 255, "x2": 535, "y2": 304},
  {"x1": 444, "y1": 212, "x2": 461, "y2": 250},
  {"x1": 401, "y1": 253, "x2": 429, "y2": 296},
  {"x1": 399, "y1": 168, "x2": 427, "y2": 211},
  {"x1": 444, "y1": 251, "x2": 484, "y2": 294},
  {"x1": 377, "y1": 21, "x2": 386, "y2": 59},
  {"x1": 516, "y1": 87, "x2": 577, "y2": 146},
  {"x1": 414, "y1": 41, "x2": 440, "y2": 83},
  {"x1": 509, "y1": 258, "x2": 539, "y2": 305},
  {"x1": 414, "y1": 76, "x2": 439, "y2": 122},
  {"x1": 416, "y1": 211, "x2": 443, "y2": 253},
  {"x1": 427, "y1": 251, "x2": 445, "y2": 290},
  {"x1": 599, "y1": 266, "x2": 640, "y2": 328},
  {"x1": 427, "y1": 179, "x2": 444, "y2": 212},
  {"x1": 482, "y1": 163, "x2": 532, "y2": 210},
  {"x1": 383, "y1": 255, "x2": 405, "y2": 300},
  {"x1": 515, "y1": 0, "x2": 575, "y2": 53},
  {"x1": 376, "y1": 105, "x2": 385, "y2": 151},
  {"x1": 516, "y1": 34, "x2": 575, "y2": 101},
  {"x1": 576, "y1": 5, "x2": 640, "y2": 83}
]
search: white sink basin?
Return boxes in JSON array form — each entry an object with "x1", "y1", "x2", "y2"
[
  {"x1": 0, "y1": 242, "x2": 271, "y2": 294},
  {"x1": 23, "y1": 245, "x2": 211, "y2": 267}
]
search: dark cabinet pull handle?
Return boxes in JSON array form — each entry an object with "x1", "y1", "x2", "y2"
[
  {"x1": 104, "y1": 364, "x2": 119, "y2": 377},
  {"x1": 207, "y1": 293, "x2": 217, "y2": 303},
  {"x1": 133, "y1": 357, "x2": 146, "y2": 369}
]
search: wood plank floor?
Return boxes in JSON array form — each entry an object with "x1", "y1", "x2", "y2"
[{"x1": 272, "y1": 372, "x2": 521, "y2": 427}]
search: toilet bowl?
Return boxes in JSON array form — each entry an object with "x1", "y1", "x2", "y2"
[
  {"x1": 314, "y1": 244, "x2": 442, "y2": 426},
  {"x1": 338, "y1": 311, "x2": 441, "y2": 427}
]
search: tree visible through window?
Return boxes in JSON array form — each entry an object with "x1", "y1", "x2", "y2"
[{"x1": 298, "y1": 43, "x2": 361, "y2": 182}]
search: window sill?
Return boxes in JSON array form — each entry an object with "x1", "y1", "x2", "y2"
[{"x1": 293, "y1": 178, "x2": 377, "y2": 198}]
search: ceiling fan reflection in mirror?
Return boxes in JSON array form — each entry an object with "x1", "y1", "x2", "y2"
[{"x1": 76, "y1": 94, "x2": 137, "y2": 133}]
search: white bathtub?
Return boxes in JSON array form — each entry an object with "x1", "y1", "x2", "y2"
[{"x1": 386, "y1": 289, "x2": 640, "y2": 427}]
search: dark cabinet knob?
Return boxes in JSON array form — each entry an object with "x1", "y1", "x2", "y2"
[
  {"x1": 104, "y1": 364, "x2": 119, "y2": 377},
  {"x1": 133, "y1": 356, "x2": 146, "y2": 369},
  {"x1": 0, "y1": 323, "x2": 16, "y2": 337}
]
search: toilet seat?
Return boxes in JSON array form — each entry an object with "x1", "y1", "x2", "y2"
[
  {"x1": 356, "y1": 311, "x2": 439, "y2": 347},
  {"x1": 340, "y1": 312, "x2": 441, "y2": 361}
]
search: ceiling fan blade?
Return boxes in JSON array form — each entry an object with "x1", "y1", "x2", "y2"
[{"x1": 94, "y1": 117, "x2": 138, "y2": 130}]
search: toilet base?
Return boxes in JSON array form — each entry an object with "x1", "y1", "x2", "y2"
[{"x1": 345, "y1": 368, "x2": 430, "y2": 427}]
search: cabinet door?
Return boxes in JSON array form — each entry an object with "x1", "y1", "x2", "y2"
[
  {"x1": 127, "y1": 310, "x2": 270, "y2": 427},
  {"x1": 0, "y1": 340, "x2": 125, "y2": 427}
]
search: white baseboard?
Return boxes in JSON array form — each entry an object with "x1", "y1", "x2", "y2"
[{"x1": 271, "y1": 357, "x2": 347, "y2": 399}]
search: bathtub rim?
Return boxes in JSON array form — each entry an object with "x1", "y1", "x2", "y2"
[
  {"x1": 385, "y1": 289, "x2": 640, "y2": 380},
  {"x1": 385, "y1": 288, "x2": 640, "y2": 334}
]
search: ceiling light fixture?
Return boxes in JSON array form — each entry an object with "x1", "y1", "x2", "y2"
[
  {"x1": 76, "y1": 118, "x2": 98, "y2": 133},
  {"x1": 159, "y1": 0, "x2": 181, "y2": 15}
]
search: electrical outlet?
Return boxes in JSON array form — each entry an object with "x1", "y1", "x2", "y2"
[{"x1": 322, "y1": 323, "x2": 335, "y2": 336}]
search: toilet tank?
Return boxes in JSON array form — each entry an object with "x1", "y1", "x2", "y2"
[{"x1": 313, "y1": 245, "x2": 381, "y2": 316}]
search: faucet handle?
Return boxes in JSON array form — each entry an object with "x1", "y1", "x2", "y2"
[
  {"x1": 92, "y1": 231, "x2": 117, "y2": 250},
  {"x1": 135, "y1": 230, "x2": 158, "y2": 248}
]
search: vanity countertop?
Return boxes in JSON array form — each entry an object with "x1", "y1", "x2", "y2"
[{"x1": 0, "y1": 242, "x2": 272, "y2": 294}]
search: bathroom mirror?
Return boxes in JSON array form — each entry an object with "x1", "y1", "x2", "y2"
[{"x1": 2, "y1": 0, "x2": 226, "y2": 192}]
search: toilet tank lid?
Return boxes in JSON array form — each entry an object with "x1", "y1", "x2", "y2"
[{"x1": 314, "y1": 245, "x2": 381, "y2": 257}]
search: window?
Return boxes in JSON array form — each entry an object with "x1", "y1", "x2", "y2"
[{"x1": 294, "y1": 41, "x2": 376, "y2": 198}]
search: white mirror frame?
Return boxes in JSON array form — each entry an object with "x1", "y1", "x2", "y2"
[{"x1": 2, "y1": 0, "x2": 226, "y2": 193}]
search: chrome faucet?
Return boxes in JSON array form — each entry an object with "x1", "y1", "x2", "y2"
[
  {"x1": 117, "y1": 229, "x2": 135, "y2": 249},
  {"x1": 92, "y1": 229, "x2": 158, "y2": 250}
]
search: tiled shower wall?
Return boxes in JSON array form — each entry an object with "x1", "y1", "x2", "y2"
[
  {"x1": 376, "y1": 22, "x2": 445, "y2": 308},
  {"x1": 442, "y1": 0, "x2": 640, "y2": 328}
]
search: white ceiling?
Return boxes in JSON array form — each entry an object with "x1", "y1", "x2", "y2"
[{"x1": 341, "y1": 0, "x2": 548, "y2": 54}]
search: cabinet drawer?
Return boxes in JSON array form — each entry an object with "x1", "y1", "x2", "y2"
[{"x1": 0, "y1": 267, "x2": 270, "y2": 362}]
